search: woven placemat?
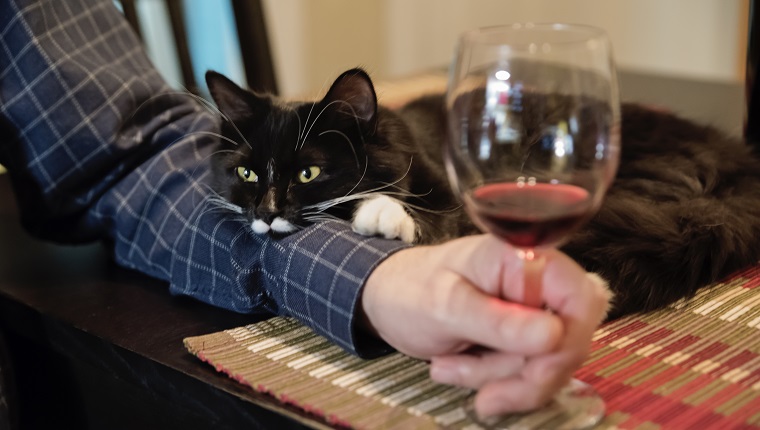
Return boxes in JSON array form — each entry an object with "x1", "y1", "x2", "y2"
[{"x1": 185, "y1": 265, "x2": 760, "y2": 429}]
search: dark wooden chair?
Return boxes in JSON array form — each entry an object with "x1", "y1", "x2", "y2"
[
  {"x1": 747, "y1": 0, "x2": 760, "y2": 146},
  {"x1": 118, "y1": 0, "x2": 278, "y2": 95}
]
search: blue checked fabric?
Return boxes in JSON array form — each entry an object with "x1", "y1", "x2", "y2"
[{"x1": 0, "y1": 0, "x2": 407, "y2": 357}]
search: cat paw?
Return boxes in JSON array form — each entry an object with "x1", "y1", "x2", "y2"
[
  {"x1": 352, "y1": 195, "x2": 417, "y2": 243},
  {"x1": 586, "y1": 272, "x2": 614, "y2": 318}
]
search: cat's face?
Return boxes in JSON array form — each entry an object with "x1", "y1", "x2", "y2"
[{"x1": 207, "y1": 69, "x2": 384, "y2": 234}]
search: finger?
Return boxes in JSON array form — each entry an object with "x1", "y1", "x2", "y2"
[
  {"x1": 429, "y1": 350, "x2": 525, "y2": 389},
  {"x1": 470, "y1": 347, "x2": 581, "y2": 417},
  {"x1": 439, "y1": 271, "x2": 563, "y2": 354},
  {"x1": 438, "y1": 235, "x2": 520, "y2": 296},
  {"x1": 473, "y1": 375, "x2": 562, "y2": 417},
  {"x1": 543, "y1": 253, "x2": 611, "y2": 323},
  {"x1": 543, "y1": 261, "x2": 612, "y2": 356}
]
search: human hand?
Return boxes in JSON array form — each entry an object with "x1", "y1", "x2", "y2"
[{"x1": 361, "y1": 234, "x2": 610, "y2": 417}]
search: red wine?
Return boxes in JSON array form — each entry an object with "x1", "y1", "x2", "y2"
[{"x1": 468, "y1": 182, "x2": 593, "y2": 248}]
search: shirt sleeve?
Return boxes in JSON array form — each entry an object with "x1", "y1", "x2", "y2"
[{"x1": 0, "y1": 0, "x2": 408, "y2": 357}]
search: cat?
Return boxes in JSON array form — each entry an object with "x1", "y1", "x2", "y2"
[
  {"x1": 206, "y1": 68, "x2": 473, "y2": 245},
  {"x1": 206, "y1": 68, "x2": 760, "y2": 319}
]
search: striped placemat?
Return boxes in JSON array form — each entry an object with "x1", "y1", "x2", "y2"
[{"x1": 184, "y1": 264, "x2": 760, "y2": 429}]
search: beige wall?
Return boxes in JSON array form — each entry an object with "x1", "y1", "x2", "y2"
[{"x1": 264, "y1": 0, "x2": 746, "y2": 98}]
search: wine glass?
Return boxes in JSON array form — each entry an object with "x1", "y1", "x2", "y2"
[{"x1": 445, "y1": 24, "x2": 620, "y2": 429}]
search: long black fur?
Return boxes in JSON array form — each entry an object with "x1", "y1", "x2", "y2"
[{"x1": 563, "y1": 104, "x2": 760, "y2": 318}]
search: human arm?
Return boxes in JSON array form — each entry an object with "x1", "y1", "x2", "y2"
[{"x1": 0, "y1": 0, "x2": 407, "y2": 356}]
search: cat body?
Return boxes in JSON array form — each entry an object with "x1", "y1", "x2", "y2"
[
  {"x1": 207, "y1": 68, "x2": 760, "y2": 319},
  {"x1": 564, "y1": 104, "x2": 760, "y2": 318}
]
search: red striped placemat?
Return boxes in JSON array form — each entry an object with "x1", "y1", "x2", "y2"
[{"x1": 184, "y1": 264, "x2": 760, "y2": 429}]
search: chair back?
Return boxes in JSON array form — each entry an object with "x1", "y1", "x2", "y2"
[{"x1": 118, "y1": 0, "x2": 277, "y2": 95}]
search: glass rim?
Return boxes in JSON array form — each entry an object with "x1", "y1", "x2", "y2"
[{"x1": 459, "y1": 23, "x2": 611, "y2": 46}]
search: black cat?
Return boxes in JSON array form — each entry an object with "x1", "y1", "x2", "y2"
[
  {"x1": 206, "y1": 68, "x2": 760, "y2": 319},
  {"x1": 206, "y1": 68, "x2": 472, "y2": 245}
]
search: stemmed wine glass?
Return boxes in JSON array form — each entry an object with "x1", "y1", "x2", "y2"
[{"x1": 445, "y1": 24, "x2": 620, "y2": 429}]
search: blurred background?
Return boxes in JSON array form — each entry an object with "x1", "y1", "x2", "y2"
[{"x1": 118, "y1": 0, "x2": 748, "y2": 98}]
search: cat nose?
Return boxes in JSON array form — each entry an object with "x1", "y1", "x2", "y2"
[
  {"x1": 256, "y1": 209, "x2": 281, "y2": 224},
  {"x1": 257, "y1": 187, "x2": 281, "y2": 224}
]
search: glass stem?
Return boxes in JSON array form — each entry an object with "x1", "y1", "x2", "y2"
[{"x1": 521, "y1": 249, "x2": 545, "y2": 308}]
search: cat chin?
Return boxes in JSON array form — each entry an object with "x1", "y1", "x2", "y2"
[{"x1": 251, "y1": 218, "x2": 297, "y2": 234}]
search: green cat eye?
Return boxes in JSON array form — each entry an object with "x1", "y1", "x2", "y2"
[
  {"x1": 236, "y1": 166, "x2": 258, "y2": 183},
  {"x1": 297, "y1": 166, "x2": 321, "y2": 184}
]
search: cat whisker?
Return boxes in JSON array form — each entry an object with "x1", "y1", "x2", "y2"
[
  {"x1": 299, "y1": 98, "x2": 368, "y2": 151},
  {"x1": 185, "y1": 130, "x2": 247, "y2": 149},
  {"x1": 302, "y1": 214, "x2": 344, "y2": 224},
  {"x1": 327, "y1": 98, "x2": 367, "y2": 147},
  {"x1": 297, "y1": 77, "x2": 331, "y2": 145},
  {"x1": 333, "y1": 156, "x2": 413, "y2": 199},
  {"x1": 397, "y1": 200, "x2": 462, "y2": 215},
  {"x1": 302, "y1": 162, "x2": 414, "y2": 213},
  {"x1": 200, "y1": 192, "x2": 245, "y2": 214},
  {"x1": 353, "y1": 157, "x2": 414, "y2": 195},
  {"x1": 187, "y1": 145, "x2": 247, "y2": 185},
  {"x1": 339, "y1": 157, "x2": 369, "y2": 199},
  {"x1": 303, "y1": 192, "x2": 381, "y2": 213},
  {"x1": 318, "y1": 129, "x2": 361, "y2": 170},
  {"x1": 299, "y1": 100, "x2": 342, "y2": 150},
  {"x1": 304, "y1": 190, "x2": 453, "y2": 215},
  {"x1": 192, "y1": 183, "x2": 245, "y2": 215},
  {"x1": 206, "y1": 148, "x2": 245, "y2": 158},
  {"x1": 328, "y1": 156, "x2": 414, "y2": 206},
  {"x1": 126, "y1": 89, "x2": 254, "y2": 150},
  {"x1": 293, "y1": 109, "x2": 304, "y2": 152},
  {"x1": 159, "y1": 86, "x2": 254, "y2": 151},
  {"x1": 303, "y1": 159, "x2": 458, "y2": 216},
  {"x1": 175, "y1": 86, "x2": 254, "y2": 150},
  {"x1": 298, "y1": 100, "x2": 318, "y2": 146},
  {"x1": 219, "y1": 118, "x2": 253, "y2": 150}
]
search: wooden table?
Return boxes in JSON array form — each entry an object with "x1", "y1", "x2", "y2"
[
  {"x1": 0, "y1": 176, "x2": 326, "y2": 429},
  {"x1": 0, "y1": 69, "x2": 746, "y2": 429}
]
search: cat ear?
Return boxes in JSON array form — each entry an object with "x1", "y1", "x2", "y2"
[
  {"x1": 206, "y1": 70, "x2": 266, "y2": 123},
  {"x1": 322, "y1": 68, "x2": 378, "y2": 125}
]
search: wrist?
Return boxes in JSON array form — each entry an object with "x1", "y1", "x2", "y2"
[{"x1": 360, "y1": 247, "x2": 407, "y2": 339}]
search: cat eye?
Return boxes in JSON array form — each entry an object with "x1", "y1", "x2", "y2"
[
  {"x1": 297, "y1": 166, "x2": 322, "y2": 184},
  {"x1": 235, "y1": 166, "x2": 258, "y2": 183}
]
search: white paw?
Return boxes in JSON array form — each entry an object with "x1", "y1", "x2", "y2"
[
  {"x1": 352, "y1": 195, "x2": 417, "y2": 243},
  {"x1": 586, "y1": 272, "x2": 614, "y2": 318}
]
